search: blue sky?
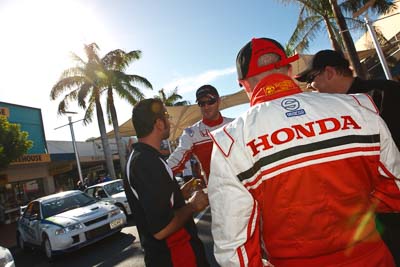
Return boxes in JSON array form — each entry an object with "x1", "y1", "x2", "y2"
[{"x1": 0, "y1": 0, "x2": 339, "y2": 141}]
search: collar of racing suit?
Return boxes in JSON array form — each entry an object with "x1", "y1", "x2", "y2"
[
  {"x1": 250, "y1": 73, "x2": 302, "y2": 106},
  {"x1": 202, "y1": 112, "x2": 223, "y2": 127}
]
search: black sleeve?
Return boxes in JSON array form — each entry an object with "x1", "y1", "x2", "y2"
[
  {"x1": 350, "y1": 79, "x2": 400, "y2": 93},
  {"x1": 130, "y1": 155, "x2": 175, "y2": 234}
]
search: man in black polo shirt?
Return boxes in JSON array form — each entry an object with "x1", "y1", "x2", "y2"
[
  {"x1": 124, "y1": 98, "x2": 209, "y2": 267},
  {"x1": 295, "y1": 49, "x2": 400, "y2": 149},
  {"x1": 295, "y1": 50, "x2": 400, "y2": 266}
]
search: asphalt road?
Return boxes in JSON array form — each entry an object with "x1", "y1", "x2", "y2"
[{"x1": 11, "y1": 208, "x2": 219, "y2": 267}]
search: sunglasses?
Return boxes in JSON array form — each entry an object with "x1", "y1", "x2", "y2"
[
  {"x1": 198, "y1": 98, "x2": 217, "y2": 107},
  {"x1": 306, "y1": 70, "x2": 323, "y2": 83}
]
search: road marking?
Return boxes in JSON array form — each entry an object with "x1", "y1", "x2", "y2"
[{"x1": 194, "y1": 206, "x2": 209, "y2": 224}]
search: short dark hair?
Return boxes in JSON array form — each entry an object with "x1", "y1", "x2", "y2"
[{"x1": 132, "y1": 98, "x2": 165, "y2": 138}]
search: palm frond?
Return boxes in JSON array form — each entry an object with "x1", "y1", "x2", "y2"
[
  {"x1": 58, "y1": 67, "x2": 85, "y2": 80},
  {"x1": 84, "y1": 43, "x2": 101, "y2": 63},
  {"x1": 77, "y1": 83, "x2": 92, "y2": 108},
  {"x1": 287, "y1": 14, "x2": 324, "y2": 52},
  {"x1": 173, "y1": 100, "x2": 191, "y2": 106},
  {"x1": 126, "y1": 74, "x2": 153, "y2": 90},
  {"x1": 50, "y1": 77, "x2": 86, "y2": 100},
  {"x1": 341, "y1": 0, "x2": 396, "y2": 16},
  {"x1": 82, "y1": 98, "x2": 95, "y2": 125},
  {"x1": 102, "y1": 49, "x2": 142, "y2": 71},
  {"x1": 57, "y1": 100, "x2": 68, "y2": 115},
  {"x1": 69, "y1": 52, "x2": 86, "y2": 65},
  {"x1": 121, "y1": 84, "x2": 146, "y2": 101}
]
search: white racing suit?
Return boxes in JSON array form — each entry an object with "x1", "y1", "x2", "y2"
[
  {"x1": 208, "y1": 74, "x2": 400, "y2": 267},
  {"x1": 167, "y1": 114, "x2": 233, "y2": 184}
]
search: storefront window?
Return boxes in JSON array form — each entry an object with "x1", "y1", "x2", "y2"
[
  {"x1": 54, "y1": 174, "x2": 76, "y2": 192},
  {"x1": 0, "y1": 178, "x2": 45, "y2": 224}
]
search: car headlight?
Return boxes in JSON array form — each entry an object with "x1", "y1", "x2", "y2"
[
  {"x1": 55, "y1": 223, "x2": 84, "y2": 235},
  {"x1": 109, "y1": 208, "x2": 120, "y2": 217}
]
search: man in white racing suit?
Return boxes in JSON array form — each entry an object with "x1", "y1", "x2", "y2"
[
  {"x1": 167, "y1": 85, "x2": 233, "y2": 184},
  {"x1": 208, "y1": 37, "x2": 400, "y2": 267}
]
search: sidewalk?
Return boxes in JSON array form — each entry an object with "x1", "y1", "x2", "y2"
[{"x1": 0, "y1": 222, "x2": 17, "y2": 248}]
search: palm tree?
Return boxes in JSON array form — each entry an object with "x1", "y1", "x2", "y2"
[
  {"x1": 329, "y1": 0, "x2": 396, "y2": 78},
  {"x1": 50, "y1": 43, "x2": 117, "y2": 179},
  {"x1": 102, "y1": 49, "x2": 152, "y2": 177},
  {"x1": 329, "y1": 0, "x2": 366, "y2": 78},
  {"x1": 279, "y1": 0, "x2": 396, "y2": 78},
  {"x1": 283, "y1": 0, "x2": 343, "y2": 53},
  {"x1": 156, "y1": 87, "x2": 190, "y2": 106}
]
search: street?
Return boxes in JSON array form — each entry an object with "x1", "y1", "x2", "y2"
[{"x1": 11, "y1": 207, "x2": 219, "y2": 267}]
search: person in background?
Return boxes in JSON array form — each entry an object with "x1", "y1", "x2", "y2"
[
  {"x1": 295, "y1": 49, "x2": 400, "y2": 149},
  {"x1": 103, "y1": 174, "x2": 112, "y2": 182},
  {"x1": 124, "y1": 98, "x2": 209, "y2": 267},
  {"x1": 83, "y1": 177, "x2": 90, "y2": 187},
  {"x1": 208, "y1": 37, "x2": 400, "y2": 266},
  {"x1": 295, "y1": 49, "x2": 400, "y2": 265},
  {"x1": 77, "y1": 180, "x2": 86, "y2": 191},
  {"x1": 167, "y1": 85, "x2": 233, "y2": 184}
]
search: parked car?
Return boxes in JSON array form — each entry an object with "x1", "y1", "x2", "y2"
[
  {"x1": 0, "y1": 246, "x2": 15, "y2": 267},
  {"x1": 16, "y1": 190, "x2": 126, "y2": 260},
  {"x1": 85, "y1": 179, "x2": 132, "y2": 216}
]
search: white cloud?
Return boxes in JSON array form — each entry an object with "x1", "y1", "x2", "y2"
[{"x1": 162, "y1": 66, "x2": 236, "y2": 94}]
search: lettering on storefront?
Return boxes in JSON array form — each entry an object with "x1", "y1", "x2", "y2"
[
  {"x1": 0, "y1": 107, "x2": 10, "y2": 117},
  {"x1": 10, "y1": 154, "x2": 51, "y2": 165}
]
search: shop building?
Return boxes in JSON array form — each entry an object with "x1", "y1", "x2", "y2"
[
  {"x1": 47, "y1": 139, "x2": 123, "y2": 191},
  {"x1": 0, "y1": 102, "x2": 52, "y2": 224}
]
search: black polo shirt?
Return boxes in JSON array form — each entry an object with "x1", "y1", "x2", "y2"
[
  {"x1": 348, "y1": 77, "x2": 400, "y2": 149},
  {"x1": 124, "y1": 142, "x2": 208, "y2": 267},
  {"x1": 348, "y1": 77, "x2": 400, "y2": 266}
]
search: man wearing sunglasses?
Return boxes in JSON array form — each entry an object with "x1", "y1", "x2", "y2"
[
  {"x1": 167, "y1": 85, "x2": 233, "y2": 185},
  {"x1": 295, "y1": 50, "x2": 400, "y2": 149},
  {"x1": 295, "y1": 49, "x2": 400, "y2": 265},
  {"x1": 124, "y1": 98, "x2": 210, "y2": 267}
]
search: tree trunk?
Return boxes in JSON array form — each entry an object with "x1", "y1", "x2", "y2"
[
  {"x1": 329, "y1": 0, "x2": 366, "y2": 79},
  {"x1": 108, "y1": 88, "x2": 127, "y2": 178},
  {"x1": 95, "y1": 93, "x2": 116, "y2": 179},
  {"x1": 323, "y1": 15, "x2": 342, "y2": 52}
]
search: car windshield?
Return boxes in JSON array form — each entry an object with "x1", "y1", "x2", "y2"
[
  {"x1": 104, "y1": 180, "x2": 124, "y2": 196},
  {"x1": 41, "y1": 192, "x2": 96, "y2": 218}
]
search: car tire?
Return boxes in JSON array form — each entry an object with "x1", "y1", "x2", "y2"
[
  {"x1": 17, "y1": 232, "x2": 27, "y2": 251},
  {"x1": 42, "y1": 235, "x2": 55, "y2": 261}
]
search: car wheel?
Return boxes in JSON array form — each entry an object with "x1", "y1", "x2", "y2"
[
  {"x1": 43, "y1": 235, "x2": 54, "y2": 261},
  {"x1": 17, "y1": 232, "x2": 27, "y2": 251}
]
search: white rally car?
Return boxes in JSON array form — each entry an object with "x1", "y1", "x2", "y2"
[
  {"x1": 85, "y1": 179, "x2": 132, "y2": 216},
  {"x1": 16, "y1": 190, "x2": 126, "y2": 260}
]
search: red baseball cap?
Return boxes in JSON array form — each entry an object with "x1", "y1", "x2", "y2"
[{"x1": 236, "y1": 38, "x2": 299, "y2": 80}]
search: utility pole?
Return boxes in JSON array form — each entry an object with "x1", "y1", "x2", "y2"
[
  {"x1": 54, "y1": 112, "x2": 84, "y2": 184},
  {"x1": 352, "y1": 0, "x2": 394, "y2": 80},
  {"x1": 364, "y1": 16, "x2": 393, "y2": 80}
]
